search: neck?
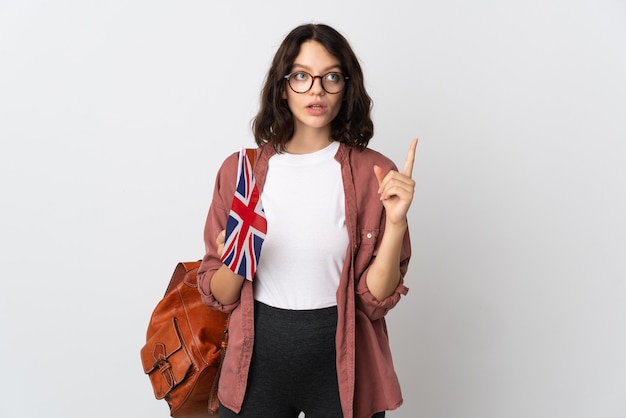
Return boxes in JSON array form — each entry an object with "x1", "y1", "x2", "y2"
[{"x1": 286, "y1": 126, "x2": 333, "y2": 154}]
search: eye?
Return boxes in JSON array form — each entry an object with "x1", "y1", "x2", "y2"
[
  {"x1": 292, "y1": 71, "x2": 310, "y2": 81},
  {"x1": 325, "y1": 72, "x2": 342, "y2": 83}
]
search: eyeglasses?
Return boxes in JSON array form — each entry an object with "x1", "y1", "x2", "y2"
[{"x1": 283, "y1": 71, "x2": 348, "y2": 94}]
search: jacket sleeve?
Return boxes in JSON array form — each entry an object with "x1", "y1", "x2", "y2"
[
  {"x1": 352, "y1": 150, "x2": 411, "y2": 321},
  {"x1": 354, "y1": 219, "x2": 411, "y2": 321},
  {"x1": 197, "y1": 152, "x2": 241, "y2": 313}
]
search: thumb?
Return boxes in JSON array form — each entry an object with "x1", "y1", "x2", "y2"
[
  {"x1": 373, "y1": 165, "x2": 386, "y2": 194},
  {"x1": 216, "y1": 230, "x2": 226, "y2": 246},
  {"x1": 373, "y1": 165, "x2": 385, "y2": 185}
]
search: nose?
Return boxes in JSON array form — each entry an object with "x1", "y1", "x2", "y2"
[{"x1": 310, "y1": 75, "x2": 325, "y2": 94}]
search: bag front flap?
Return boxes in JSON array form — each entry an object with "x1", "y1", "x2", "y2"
[{"x1": 141, "y1": 317, "x2": 193, "y2": 399}]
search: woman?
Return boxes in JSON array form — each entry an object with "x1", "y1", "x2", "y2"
[{"x1": 198, "y1": 23, "x2": 417, "y2": 418}]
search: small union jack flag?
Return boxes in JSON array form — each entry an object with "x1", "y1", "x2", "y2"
[{"x1": 220, "y1": 148, "x2": 267, "y2": 281}]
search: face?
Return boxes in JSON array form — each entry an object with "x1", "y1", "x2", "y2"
[{"x1": 284, "y1": 40, "x2": 345, "y2": 137}]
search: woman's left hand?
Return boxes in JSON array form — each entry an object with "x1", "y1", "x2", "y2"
[{"x1": 373, "y1": 138, "x2": 418, "y2": 225}]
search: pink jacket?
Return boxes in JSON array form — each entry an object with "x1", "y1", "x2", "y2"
[{"x1": 197, "y1": 143, "x2": 411, "y2": 418}]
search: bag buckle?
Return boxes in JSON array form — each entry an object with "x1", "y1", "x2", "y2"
[{"x1": 152, "y1": 343, "x2": 175, "y2": 389}]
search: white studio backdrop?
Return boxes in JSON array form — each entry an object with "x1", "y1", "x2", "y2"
[{"x1": 1, "y1": 1, "x2": 625, "y2": 417}]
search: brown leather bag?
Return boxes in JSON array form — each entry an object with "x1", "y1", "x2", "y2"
[{"x1": 141, "y1": 261, "x2": 229, "y2": 417}]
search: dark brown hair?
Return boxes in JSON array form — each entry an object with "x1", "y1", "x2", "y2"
[{"x1": 252, "y1": 24, "x2": 373, "y2": 151}]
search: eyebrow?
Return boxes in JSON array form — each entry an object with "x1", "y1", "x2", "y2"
[{"x1": 291, "y1": 63, "x2": 342, "y2": 73}]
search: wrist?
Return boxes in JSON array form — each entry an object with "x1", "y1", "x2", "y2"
[{"x1": 385, "y1": 217, "x2": 408, "y2": 232}]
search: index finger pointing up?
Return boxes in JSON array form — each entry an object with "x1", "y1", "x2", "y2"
[{"x1": 402, "y1": 138, "x2": 419, "y2": 177}]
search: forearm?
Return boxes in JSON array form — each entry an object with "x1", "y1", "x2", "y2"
[
  {"x1": 210, "y1": 265, "x2": 245, "y2": 305},
  {"x1": 365, "y1": 219, "x2": 407, "y2": 301}
]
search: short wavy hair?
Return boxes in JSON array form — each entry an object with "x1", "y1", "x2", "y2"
[{"x1": 252, "y1": 24, "x2": 373, "y2": 151}]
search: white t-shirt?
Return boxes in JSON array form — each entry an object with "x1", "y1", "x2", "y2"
[{"x1": 254, "y1": 141, "x2": 348, "y2": 310}]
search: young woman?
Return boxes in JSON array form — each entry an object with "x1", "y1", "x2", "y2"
[{"x1": 197, "y1": 23, "x2": 417, "y2": 418}]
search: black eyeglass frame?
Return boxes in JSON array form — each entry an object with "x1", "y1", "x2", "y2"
[{"x1": 283, "y1": 71, "x2": 349, "y2": 94}]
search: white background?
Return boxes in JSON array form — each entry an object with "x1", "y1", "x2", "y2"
[{"x1": 1, "y1": 1, "x2": 625, "y2": 417}]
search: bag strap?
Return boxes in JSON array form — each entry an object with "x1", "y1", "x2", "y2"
[{"x1": 209, "y1": 315, "x2": 230, "y2": 413}]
